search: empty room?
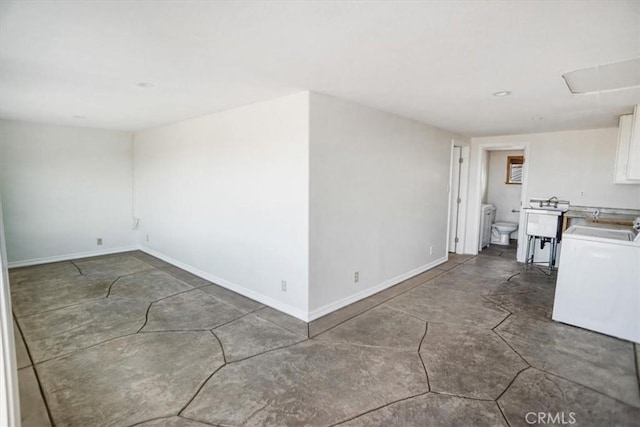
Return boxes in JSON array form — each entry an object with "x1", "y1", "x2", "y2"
[{"x1": 1, "y1": 1, "x2": 639, "y2": 426}]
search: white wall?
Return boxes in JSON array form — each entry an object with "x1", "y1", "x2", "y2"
[
  {"x1": 465, "y1": 128, "x2": 640, "y2": 258},
  {"x1": 0, "y1": 119, "x2": 135, "y2": 265},
  {"x1": 308, "y1": 92, "x2": 466, "y2": 317},
  {"x1": 133, "y1": 93, "x2": 310, "y2": 319},
  {"x1": 487, "y1": 150, "x2": 523, "y2": 225},
  {"x1": 523, "y1": 128, "x2": 640, "y2": 208}
]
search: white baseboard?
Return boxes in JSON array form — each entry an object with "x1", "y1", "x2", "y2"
[
  {"x1": 139, "y1": 246, "x2": 310, "y2": 322},
  {"x1": 10, "y1": 245, "x2": 448, "y2": 324},
  {"x1": 7, "y1": 246, "x2": 139, "y2": 268},
  {"x1": 307, "y1": 256, "x2": 447, "y2": 321}
]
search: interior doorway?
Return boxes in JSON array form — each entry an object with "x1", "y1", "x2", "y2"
[
  {"x1": 479, "y1": 148, "x2": 526, "y2": 258},
  {"x1": 471, "y1": 142, "x2": 530, "y2": 262}
]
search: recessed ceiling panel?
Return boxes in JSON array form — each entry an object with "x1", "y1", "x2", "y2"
[{"x1": 563, "y1": 58, "x2": 640, "y2": 94}]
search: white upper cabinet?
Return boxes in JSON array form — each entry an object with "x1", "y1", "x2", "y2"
[
  {"x1": 627, "y1": 105, "x2": 640, "y2": 180},
  {"x1": 614, "y1": 110, "x2": 640, "y2": 184}
]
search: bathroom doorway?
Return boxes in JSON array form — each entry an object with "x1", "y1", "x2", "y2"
[{"x1": 478, "y1": 146, "x2": 528, "y2": 259}]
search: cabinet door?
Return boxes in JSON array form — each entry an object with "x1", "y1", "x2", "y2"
[
  {"x1": 482, "y1": 210, "x2": 493, "y2": 247},
  {"x1": 614, "y1": 114, "x2": 640, "y2": 183},
  {"x1": 627, "y1": 106, "x2": 640, "y2": 179}
]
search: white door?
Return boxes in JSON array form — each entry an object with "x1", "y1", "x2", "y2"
[{"x1": 449, "y1": 147, "x2": 462, "y2": 253}]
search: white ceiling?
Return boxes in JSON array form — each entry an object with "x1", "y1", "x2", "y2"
[{"x1": 1, "y1": 1, "x2": 639, "y2": 136}]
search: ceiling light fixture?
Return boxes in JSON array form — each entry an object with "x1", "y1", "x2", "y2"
[
  {"x1": 136, "y1": 82, "x2": 155, "y2": 88},
  {"x1": 531, "y1": 116, "x2": 544, "y2": 121},
  {"x1": 493, "y1": 91, "x2": 512, "y2": 97}
]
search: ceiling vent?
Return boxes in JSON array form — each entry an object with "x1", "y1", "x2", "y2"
[{"x1": 563, "y1": 57, "x2": 640, "y2": 94}]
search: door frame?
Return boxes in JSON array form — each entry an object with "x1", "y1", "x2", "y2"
[
  {"x1": 467, "y1": 140, "x2": 531, "y2": 262},
  {"x1": 0, "y1": 196, "x2": 20, "y2": 426}
]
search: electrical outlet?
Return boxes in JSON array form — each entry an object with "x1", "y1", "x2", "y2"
[
  {"x1": 146, "y1": 234, "x2": 150, "y2": 242},
  {"x1": 281, "y1": 280, "x2": 287, "y2": 292},
  {"x1": 429, "y1": 246, "x2": 433, "y2": 255},
  {"x1": 354, "y1": 271, "x2": 359, "y2": 283},
  {"x1": 97, "y1": 238, "x2": 103, "y2": 246}
]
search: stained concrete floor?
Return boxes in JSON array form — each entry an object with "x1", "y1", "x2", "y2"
[{"x1": 11, "y1": 246, "x2": 640, "y2": 426}]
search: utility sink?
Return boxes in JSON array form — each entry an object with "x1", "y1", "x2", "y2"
[
  {"x1": 524, "y1": 207, "x2": 565, "y2": 215},
  {"x1": 523, "y1": 198, "x2": 570, "y2": 272},
  {"x1": 525, "y1": 212, "x2": 563, "y2": 238},
  {"x1": 523, "y1": 207, "x2": 565, "y2": 238},
  {"x1": 528, "y1": 198, "x2": 570, "y2": 213}
]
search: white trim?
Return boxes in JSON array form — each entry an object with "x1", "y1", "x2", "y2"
[
  {"x1": 139, "y1": 247, "x2": 309, "y2": 322},
  {"x1": 457, "y1": 146, "x2": 470, "y2": 254},
  {"x1": 8, "y1": 243, "x2": 448, "y2": 325},
  {"x1": 7, "y1": 245, "x2": 139, "y2": 268},
  {"x1": 307, "y1": 257, "x2": 447, "y2": 321},
  {"x1": 0, "y1": 197, "x2": 20, "y2": 427},
  {"x1": 446, "y1": 140, "x2": 456, "y2": 254}
]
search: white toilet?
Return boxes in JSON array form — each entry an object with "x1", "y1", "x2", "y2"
[{"x1": 491, "y1": 221, "x2": 519, "y2": 246}]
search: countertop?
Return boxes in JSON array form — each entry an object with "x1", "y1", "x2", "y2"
[{"x1": 563, "y1": 205, "x2": 640, "y2": 228}]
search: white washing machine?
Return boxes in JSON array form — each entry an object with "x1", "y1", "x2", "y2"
[{"x1": 553, "y1": 224, "x2": 640, "y2": 343}]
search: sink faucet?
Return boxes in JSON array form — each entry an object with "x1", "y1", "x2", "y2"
[{"x1": 546, "y1": 196, "x2": 559, "y2": 208}]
